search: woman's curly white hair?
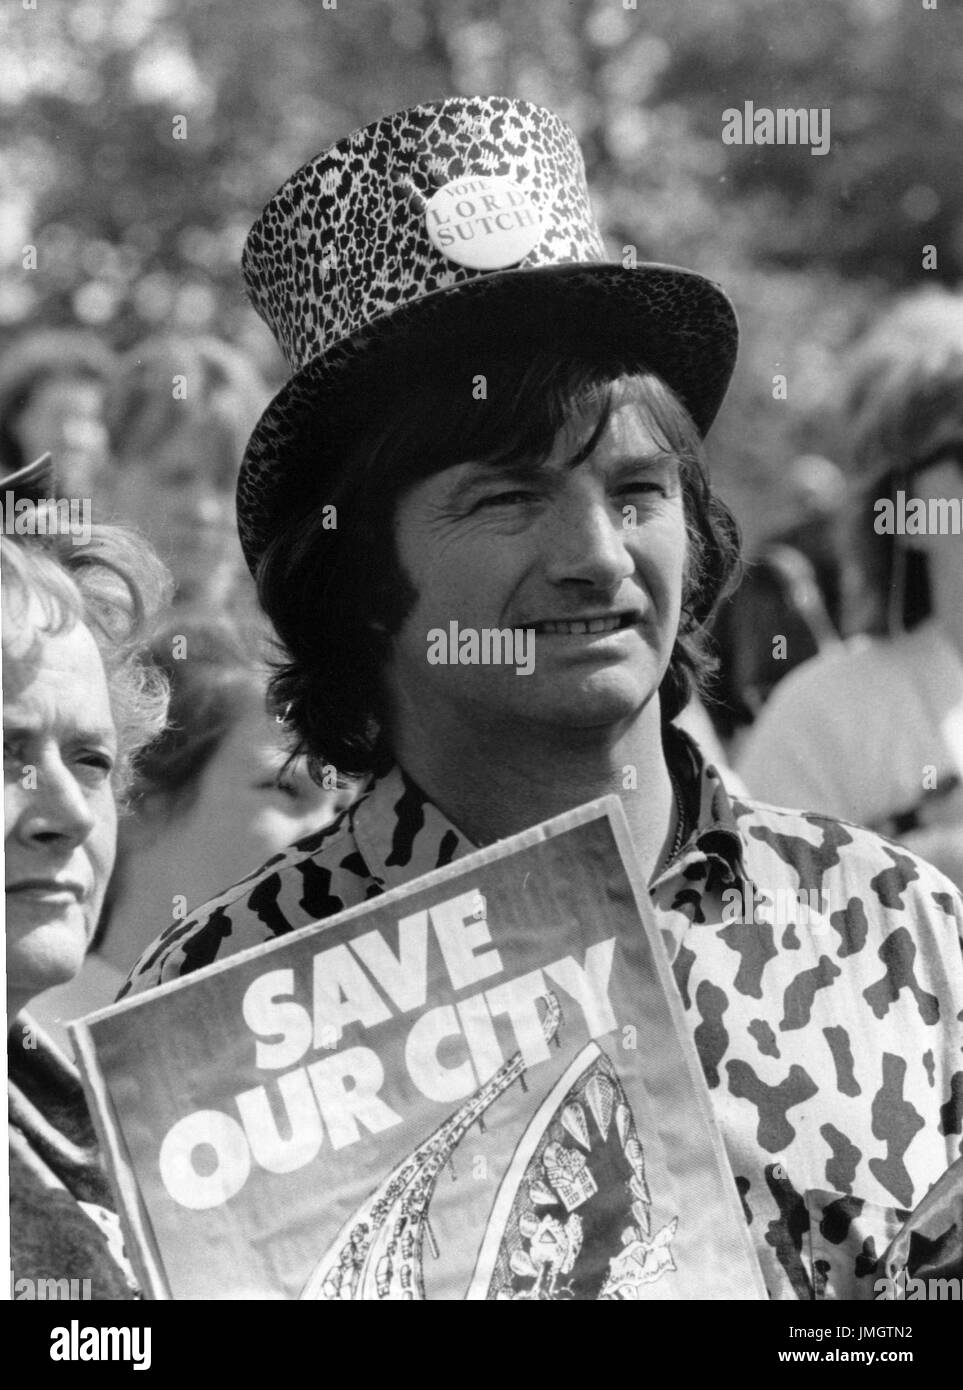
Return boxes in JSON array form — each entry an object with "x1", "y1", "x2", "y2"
[{"x1": 2, "y1": 513, "x2": 172, "y2": 800}]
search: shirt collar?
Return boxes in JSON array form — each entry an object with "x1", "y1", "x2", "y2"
[
  {"x1": 352, "y1": 723, "x2": 748, "y2": 892},
  {"x1": 352, "y1": 765, "x2": 474, "y2": 891},
  {"x1": 659, "y1": 723, "x2": 749, "y2": 889}
]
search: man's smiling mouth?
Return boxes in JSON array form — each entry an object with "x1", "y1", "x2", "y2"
[{"x1": 533, "y1": 614, "x2": 639, "y2": 636}]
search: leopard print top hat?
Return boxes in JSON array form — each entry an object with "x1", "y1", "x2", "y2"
[{"x1": 237, "y1": 95, "x2": 738, "y2": 573}]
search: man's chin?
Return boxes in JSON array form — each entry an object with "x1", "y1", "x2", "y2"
[{"x1": 524, "y1": 673, "x2": 659, "y2": 732}]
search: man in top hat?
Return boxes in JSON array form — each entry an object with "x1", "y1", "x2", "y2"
[{"x1": 122, "y1": 97, "x2": 963, "y2": 1299}]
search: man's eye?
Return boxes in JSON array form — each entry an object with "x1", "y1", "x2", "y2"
[
  {"x1": 617, "y1": 480, "x2": 666, "y2": 497},
  {"x1": 255, "y1": 778, "x2": 299, "y2": 799},
  {"x1": 474, "y1": 489, "x2": 538, "y2": 509}
]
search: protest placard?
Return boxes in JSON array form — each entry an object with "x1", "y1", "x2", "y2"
[{"x1": 72, "y1": 798, "x2": 765, "y2": 1300}]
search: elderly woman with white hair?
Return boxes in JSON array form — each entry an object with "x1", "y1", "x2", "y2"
[{"x1": 4, "y1": 517, "x2": 170, "y2": 1298}]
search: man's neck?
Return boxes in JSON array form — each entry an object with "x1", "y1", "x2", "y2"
[{"x1": 392, "y1": 700, "x2": 677, "y2": 880}]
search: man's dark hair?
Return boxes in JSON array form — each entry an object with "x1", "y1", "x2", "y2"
[{"x1": 257, "y1": 346, "x2": 741, "y2": 778}]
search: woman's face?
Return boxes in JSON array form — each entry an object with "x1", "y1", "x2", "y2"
[
  {"x1": 3, "y1": 611, "x2": 118, "y2": 1016},
  {"x1": 109, "y1": 415, "x2": 239, "y2": 599},
  {"x1": 125, "y1": 688, "x2": 351, "y2": 920},
  {"x1": 14, "y1": 375, "x2": 109, "y2": 496}
]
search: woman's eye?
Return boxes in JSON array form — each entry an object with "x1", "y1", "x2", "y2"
[
  {"x1": 77, "y1": 751, "x2": 115, "y2": 778},
  {"x1": 3, "y1": 745, "x2": 24, "y2": 776}
]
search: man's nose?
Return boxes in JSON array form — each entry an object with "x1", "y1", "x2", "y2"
[
  {"x1": 18, "y1": 757, "x2": 98, "y2": 848},
  {"x1": 542, "y1": 490, "x2": 635, "y2": 589}
]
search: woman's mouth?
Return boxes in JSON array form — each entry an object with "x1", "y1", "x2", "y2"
[{"x1": 6, "y1": 879, "x2": 86, "y2": 904}]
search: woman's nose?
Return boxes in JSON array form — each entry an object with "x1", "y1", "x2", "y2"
[{"x1": 19, "y1": 757, "x2": 98, "y2": 848}]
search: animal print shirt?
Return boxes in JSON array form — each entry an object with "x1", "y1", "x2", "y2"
[{"x1": 121, "y1": 730, "x2": 963, "y2": 1301}]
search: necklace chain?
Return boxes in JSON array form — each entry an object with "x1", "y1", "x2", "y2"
[{"x1": 663, "y1": 770, "x2": 689, "y2": 870}]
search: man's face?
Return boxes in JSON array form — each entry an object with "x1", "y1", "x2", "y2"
[{"x1": 383, "y1": 387, "x2": 688, "y2": 743}]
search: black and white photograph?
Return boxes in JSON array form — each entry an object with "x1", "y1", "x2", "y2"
[{"x1": 2, "y1": 0, "x2": 962, "y2": 1339}]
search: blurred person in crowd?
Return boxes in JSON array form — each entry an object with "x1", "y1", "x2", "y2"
[
  {"x1": 777, "y1": 453, "x2": 849, "y2": 634},
  {"x1": 32, "y1": 614, "x2": 357, "y2": 1042},
  {"x1": 673, "y1": 687, "x2": 747, "y2": 789},
  {"x1": 751, "y1": 453, "x2": 850, "y2": 654},
  {"x1": 708, "y1": 455, "x2": 846, "y2": 746},
  {"x1": 122, "y1": 99, "x2": 963, "y2": 1299},
  {"x1": 4, "y1": 520, "x2": 170, "y2": 1297},
  {"x1": 738, "y1": 290, "x2": 963, "y2": 887},
  {"x1": 0, "y1": 329, "x2": 115, "y2": 498},
  {"x1": 105, "y1": 334, "x2": 269, "y2": 607}
]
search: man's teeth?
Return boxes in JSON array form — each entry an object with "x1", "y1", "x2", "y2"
[{"x1": 539, "y1": 616, "x2": 624, "y2": 635}]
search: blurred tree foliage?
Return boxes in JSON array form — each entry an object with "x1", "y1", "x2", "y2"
[{"x1": 1, "y1": 0, "x2": 960, "y2": 541}]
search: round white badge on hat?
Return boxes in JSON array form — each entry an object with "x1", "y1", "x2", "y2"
[{"x1": 425, "y1": 174, "x2": 544, "y2": 270}]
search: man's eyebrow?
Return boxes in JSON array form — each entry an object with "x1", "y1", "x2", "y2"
[
  {"x1": 440, "y1": 447, "x2": 681, "y2": 505},
  {"x1": 249, "y1": 749, "x2": 290, "y2": 774},
  {"x1": 604, "y1": 451, "x2": 681, "y2": 471},
  {"x1": 439, "y1": 458, "x2": 545, "y2": 501}
]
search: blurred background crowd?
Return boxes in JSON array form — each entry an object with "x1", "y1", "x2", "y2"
[
  {"x1": 3, "y1": 1, "x2": 963, "y2": 1012},
  {"x1": 4, "y1": 0, "x2": 963, "y2": 532}
]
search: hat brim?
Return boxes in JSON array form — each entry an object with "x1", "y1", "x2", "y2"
[{"x1": 237, "y1": 261, "x2": 737, "y2": 572}]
